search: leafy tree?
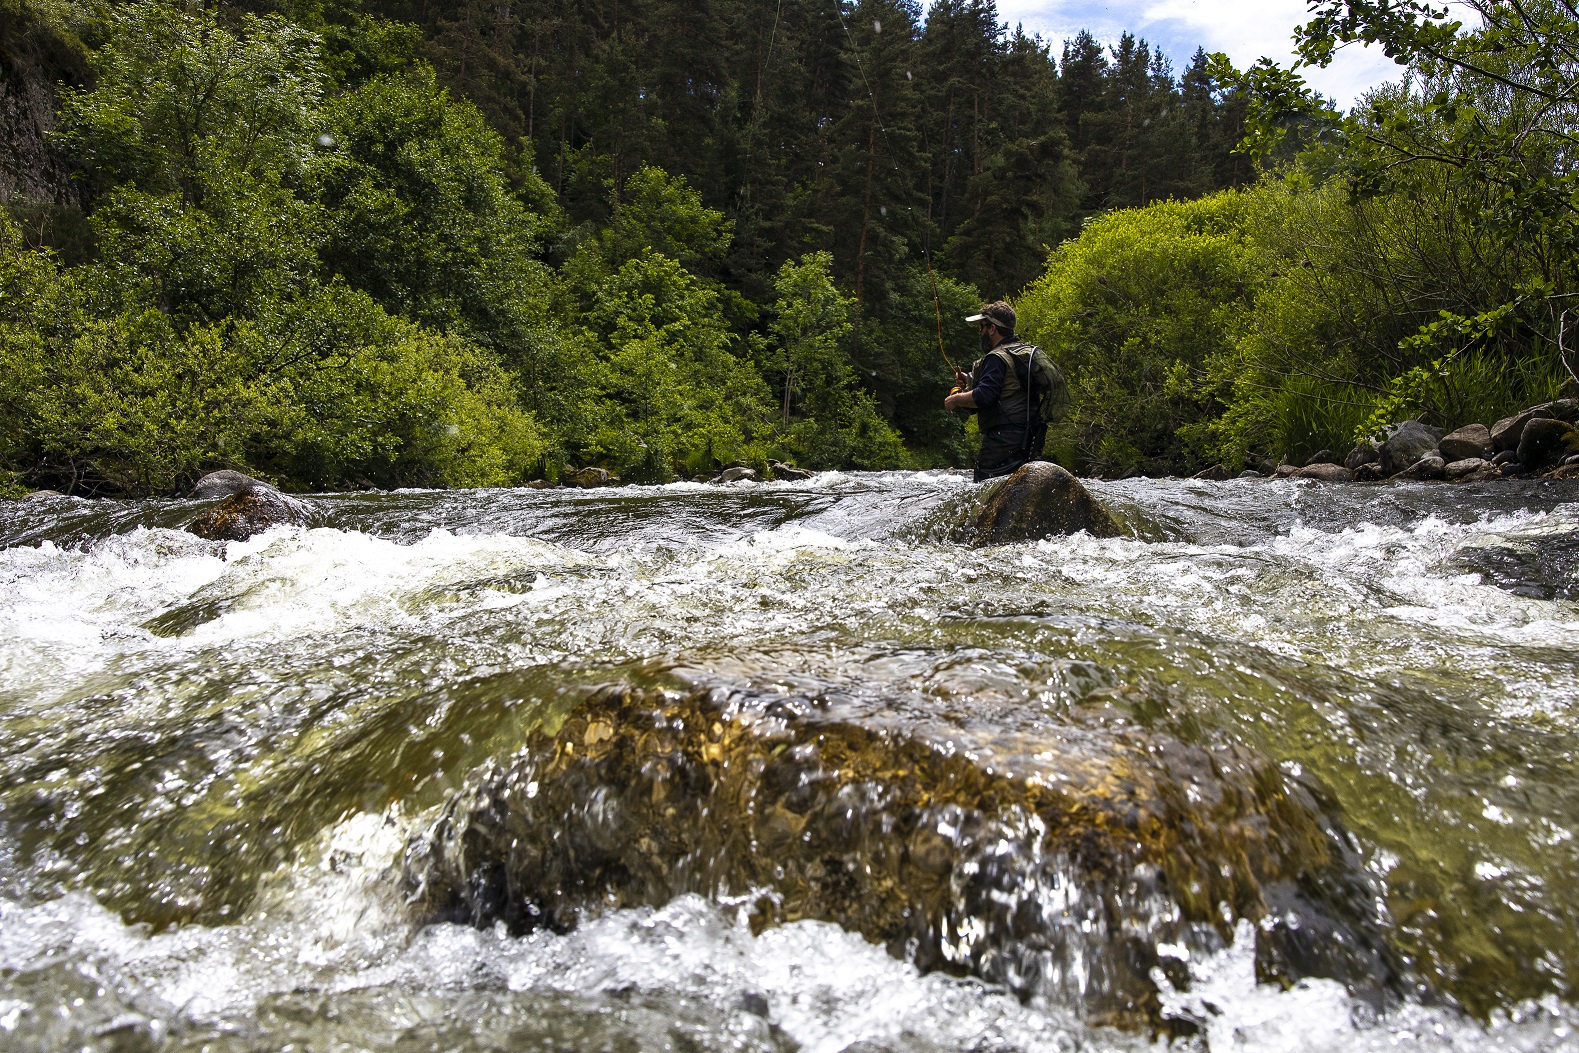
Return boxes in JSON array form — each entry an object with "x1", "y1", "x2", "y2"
[
  {"x1": 762, "y1": 250, "x2": 906, "y2": 468},
  {"x1": 1017, "y1": 191, "x2": 1265, "y2": 476},
  {"x1": 581, "y1": 249, "x2": 773, "y2": 479}
]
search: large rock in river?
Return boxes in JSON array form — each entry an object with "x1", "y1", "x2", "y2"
[
  {"x1": 186, "y1": 472, "x2": 310, "y2": 542},
  {"x1": 969, "y1": 461, "x2": 1119, "y2": 544},
  {"x1": 406, "y1": 685, "x2": 1397, "y2": 1032}
]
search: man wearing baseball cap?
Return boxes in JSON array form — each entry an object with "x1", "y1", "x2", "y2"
[{"x1": 944, "y1": 301, "x2": 1048, "y2": 481}]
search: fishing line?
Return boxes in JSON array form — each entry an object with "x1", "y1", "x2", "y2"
[{"x1": 833, "y1": 0, "x2": 886, "y2": 133}]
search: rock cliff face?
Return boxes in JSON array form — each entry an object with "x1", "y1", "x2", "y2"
[
  {"x1": 0, "y1": 10, "x2": 88, "y2": 207},
  {"x1": 406, "y1": 685, "x2": 1399, "y2": 1032}
]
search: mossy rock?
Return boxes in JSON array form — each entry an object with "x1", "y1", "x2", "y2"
[
  {"x1": 187, "y1": 487, "x2": 310, "y2": 541},
  {"x1": 968, "y1": 462, "x2": 1120, "y2": 545},
  {"x1": 406, "y1": 685, "x2": 1396, "y2": 1031}
]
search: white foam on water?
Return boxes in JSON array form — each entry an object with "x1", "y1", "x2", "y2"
[
  {"x1": 1157, "y1": 920, "x2": 1579, "y2": 1053},
  {"x1": 3, "y1": 857, "x2": 1577, "y2": 1053}
]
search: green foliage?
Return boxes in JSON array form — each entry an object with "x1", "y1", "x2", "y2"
[
  {"x1": 577, "y1": 250, "x2": 772, "y2": 481},
  {"x1": 0, "y1": 211, "x2": 541, "y2": 493},
  {"x1": 1018, "y1": 192, "x2": 1265, "y2": 476},
  {"x1": 56, "y1": 2, "x2": 325, "y2": 204},
  {"x1": 762, "y1": 252, "x2": 907, "y2": 470}
]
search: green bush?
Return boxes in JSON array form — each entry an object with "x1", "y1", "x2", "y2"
[{"x1": 1017, "y1": 191, "x2": 1267, "y2": 476}]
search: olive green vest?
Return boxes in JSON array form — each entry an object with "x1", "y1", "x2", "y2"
[{"x1": 972, "y1": 341, "x2": 1036, "y2": 433}]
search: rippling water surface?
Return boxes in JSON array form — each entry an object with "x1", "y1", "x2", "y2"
[{"x1": 2, "y1": 471, "x2": 1578, "y2": 1052}]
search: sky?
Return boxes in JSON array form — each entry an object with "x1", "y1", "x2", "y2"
[{"x1": 971, "y1": 0, "x2": 1404, "y2": 107}]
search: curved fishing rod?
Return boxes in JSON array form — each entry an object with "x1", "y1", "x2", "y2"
[{"x1": 924, "y1": 232, "x2": 967, "y2": 392}]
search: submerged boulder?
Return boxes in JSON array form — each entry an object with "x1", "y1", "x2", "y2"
[
  {"x1": 969, "y1": 462, "x2": 1119, "y2": 544},
  {"x1": 189, "y1": 469, "x2": 266, "y2": 500},
  {"x1": 405, "y1": 685, "x2": 1396, "y2": 1032},
  {"x1": 186, "y1": 474, "x2": 309, "y2": 542}
]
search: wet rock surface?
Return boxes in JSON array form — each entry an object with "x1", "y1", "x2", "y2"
[
  {"x1": 185, "y1": 475, "x2": 310, "y2": 542},
  {"x1": 968, "y1": 462, "x2": 1120, "y2": 544},
  {"x1": 189, "y1": 469, "x2": 268, "y2": 500},
  {"x1": 1451, "y1": 529, "x2": 1579, "y2": 600},
  {"x1": 406, "y1": 685, "x2": 1399, "y2": 1032}
]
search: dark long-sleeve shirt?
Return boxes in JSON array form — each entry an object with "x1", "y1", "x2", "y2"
[{"x1": 971, "y1": 353, "x2": 1007, "y2": 409}]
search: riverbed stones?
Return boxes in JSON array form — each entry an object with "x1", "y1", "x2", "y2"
[
  {"x1": 1438, "y1": 424, "x2": 1494, "y2": 463},
  {"x1": 969, "y1": 462, "x2": 1119, "y2": 544},
  {"x1": 186, "y1": 475, "x2": 310, "y2": 542},
  {"x1": 712, "y1": 466, "x2": 759, "y2": 483},
  {"x1": 1294, "y1": 463, "x2": 1353, "y2": 482},
  {"x1": 1380, "y1": 421, "x2": 1444, "y2": 476},
  {"x1": 1344, "y1": 441, "x2": 1380, "y2": 471},
  {"x1": 405, "y1": 685, "x2": 1395, "y2": 1032},
  {"x1": 1516, "y1": 417, "x2": 1579, "y2": 471},
  {"x1": 1394, "y1": 453, "x2": 1447, "y2": 481},
  {"x1": 769, "y1": 460, "x2": 814, "y2": 481}
]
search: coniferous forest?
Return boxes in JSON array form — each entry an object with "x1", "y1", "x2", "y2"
[{"x1": 1, "y1": 0, "x2": 1575, "y2": 493}]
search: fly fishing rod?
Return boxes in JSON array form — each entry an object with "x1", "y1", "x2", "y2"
[{"x1": 924, "y1": 235, "x2": 967, "y2": 392}]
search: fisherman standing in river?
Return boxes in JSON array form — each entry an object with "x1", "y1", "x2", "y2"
[{"x1": 944, "y1": 301, "x2": 1063, "y2": 482}]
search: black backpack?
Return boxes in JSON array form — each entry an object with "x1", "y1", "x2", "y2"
[{"x1": 992, "y1": 343, "x2": 1070, "y2": 423}]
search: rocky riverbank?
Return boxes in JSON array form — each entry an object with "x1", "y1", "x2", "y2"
[{"x1": 1239, "y1": 399, "x2": 1579, "y2": 483}]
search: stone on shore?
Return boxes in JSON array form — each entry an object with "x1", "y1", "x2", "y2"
[
  {"x1": 1487, "y1": 400, "x2": 1576, "y2": 453},
  {"x1": 970, "y1": 462, "x2": 1120, "y2": 544},
  {"x1": 1190, "y1": 463, "x2": 1230, "y2": 480},
  {"x1": 1516, "y1": 417, "x2": 1579, "y2": 471},
  {"x1": 769, "y1": 460, "x2": 814, "y2": 481},
  {"x1": 567, "y1": 467, "x2": 613, "y2": 488},
  {"x1": 712, "y1": 466, "x2": 759, "y2": 483},
  {"x1": 1438, "y1": 424, "x2": 1494, "y2": 463},
  {"x1": 1445, "y1": 457, "x2": 1493, "y2": 480},
  {"x1": 1394, "y1": 454, "x2": 1447, "y2": 481},
  {"x1": 1380, "y1": 421, "x2": 1444, "y2": 476},
  {"x1": 1344, "y1": 441, "x2": 1380, "y2": 470},
  {"x1": 1294, "y1": 463, "x2": 1353, "y2": 482}
]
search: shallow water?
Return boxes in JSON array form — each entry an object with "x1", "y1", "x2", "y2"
[{"x1": 2, "y1": 471, "x2": 1578, "y2": 1051}]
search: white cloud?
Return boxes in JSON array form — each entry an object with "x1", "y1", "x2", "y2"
[{"x1": 970, "y1": 0, "x2": 1403, "y2": 107}]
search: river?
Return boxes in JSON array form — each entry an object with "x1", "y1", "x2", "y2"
[{"x1": 1, "y1": 471, "x2": 1576, "y2": 1052}]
